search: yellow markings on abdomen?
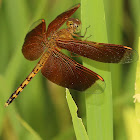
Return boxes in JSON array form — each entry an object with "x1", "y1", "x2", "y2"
[{"x1": 5, "y1": 51, "x2": 51, "y2": 107}]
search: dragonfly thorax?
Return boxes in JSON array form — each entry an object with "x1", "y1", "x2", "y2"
[{"x1": 56, "y1": 29, "x2": 74, "y2": 40}]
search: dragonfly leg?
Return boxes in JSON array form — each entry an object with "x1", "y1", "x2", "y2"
[{"x1": 72, "y1": 25, "x2": 91, "y2": 38}]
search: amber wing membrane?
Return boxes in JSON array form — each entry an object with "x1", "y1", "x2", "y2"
[
  {"x1": 22, "y1": 19, "x2": 47, "y2": 61},
  {"x1": 41, "y1": 49, "x2": 105, "y2": 93},
  {"x1": 46, "y1": 4, "x2": 80, "y2": 37},
  {"x1": 56, "y1": 39, "x2": 138, "y2": 64}
]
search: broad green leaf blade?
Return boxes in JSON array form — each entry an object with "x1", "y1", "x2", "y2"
[
  {"x1": 66, "y1": 89, "x2": 89, "y2": 140},
  {"x1": 81, "y1": 0, "x2": 113, "y2": 140}
]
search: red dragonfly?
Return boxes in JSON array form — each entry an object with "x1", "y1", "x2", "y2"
[{"x1": 5, "y1": 3, "x2": 138, "y2": 107}]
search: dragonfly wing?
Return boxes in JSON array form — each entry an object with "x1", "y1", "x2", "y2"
[
  {"x1": 46, "y1": 4, "x2": 80, "y2": 37},
  {"x1": 22, "y1": 19, "x2": 47, "y2": 61},
  {"x1": 41, "y1": 49, "x2": 105, "y2": 93},
  {"x1": 56, "y1": 39, "x2": 138, "y2": 64}
]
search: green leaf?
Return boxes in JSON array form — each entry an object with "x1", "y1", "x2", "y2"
[
  {"x1": 16, "y1": 114, "x2": 43, "y2": 140},
  {"x1": 81, "y1": 0, "x2": 113, "y2": 140},
  {"x1": 66, "y1": 88, "x2": 89, "y2": 140}
]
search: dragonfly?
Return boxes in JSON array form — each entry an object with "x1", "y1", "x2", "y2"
[{"x1": 5, "y1": 3, "x2": 138, "y2": 107}]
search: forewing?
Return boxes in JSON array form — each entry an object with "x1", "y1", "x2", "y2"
[
  {"x1": 46, "y1": 4, "x2": 80, "y2": 37},
  {"x1": 22, "y1": 19, "x2": 47, "y2": 61},
  {"x1": 56, "y1": 39, "x2": 138, "y2": 64},
  {"x1": 41, "y1": 49, "x2": 105, "y2": 93}
]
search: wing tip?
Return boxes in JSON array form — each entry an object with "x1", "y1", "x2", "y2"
[
  {"x1": 97, "y1": 74, "x2": 104, "y2": 81},
  {"x1": 41, "y1": 19, "x2": 45, "y2": 23},
  {"x1": 76, "y1": 3, "x2": 81, "y2": 8}
]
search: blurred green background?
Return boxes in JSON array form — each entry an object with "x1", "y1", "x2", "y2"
[{"x1": 0, "y1": 0, "x2": 139, "y2": 140}]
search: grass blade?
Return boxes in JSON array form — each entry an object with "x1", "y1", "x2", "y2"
[
  {"x1": 66, "y1": 89, "x2": 89, "y2": 140},
  {"x1": 16, "y1": 114, "x2": 43, "y2": 140},
  {"x1": 81, "y1": 0, "x2": 113, "y2": 139}
]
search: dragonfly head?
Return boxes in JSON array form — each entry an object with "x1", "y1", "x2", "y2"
[{"x1": 66, "y1": 18, "x2": 81, "y2": 33}]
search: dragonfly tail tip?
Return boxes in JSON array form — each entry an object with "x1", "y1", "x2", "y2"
[{"x1": 4, "y1": 103, "x2": 9, "y2": 108}]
